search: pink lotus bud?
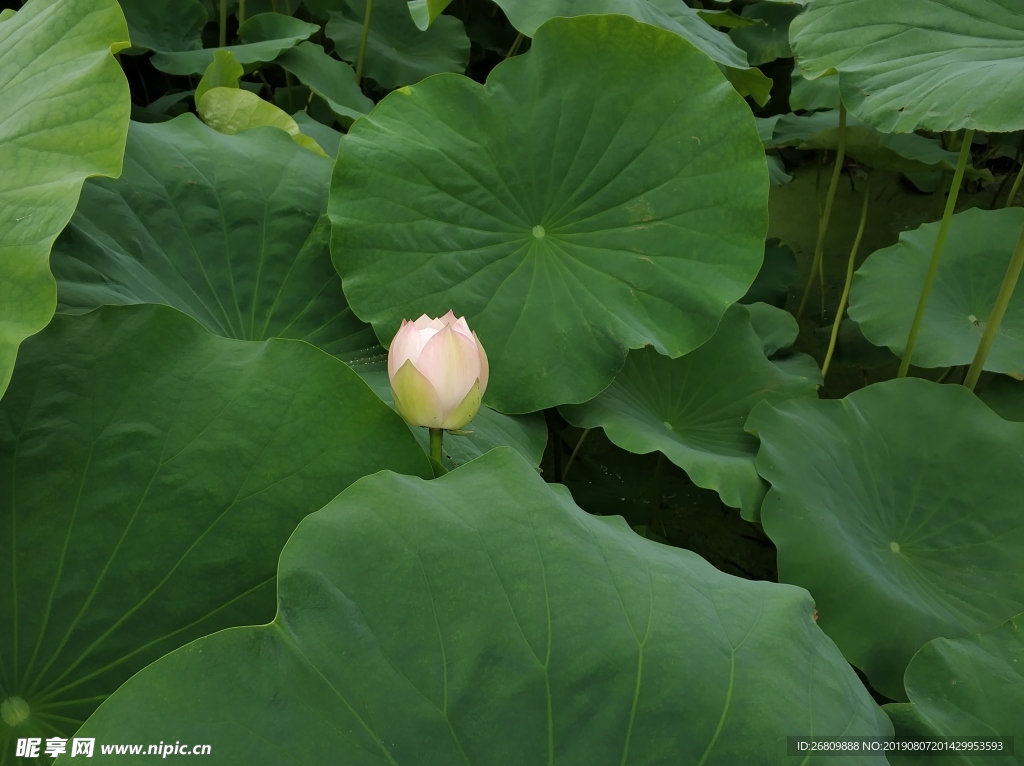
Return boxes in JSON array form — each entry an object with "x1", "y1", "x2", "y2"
[{"x1": 387, "y1": 311, "x2": 489, "y2": 430}]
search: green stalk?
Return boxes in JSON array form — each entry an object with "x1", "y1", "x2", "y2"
[
  {"x1": 505, "y1": 32, "x2": 524, "y2": 59},
  {"x1": 355, "y1": 0, "x2": 373, "y2": 84},
  {"x1": 963, "y1": 217, "x2": 1024, "y2": 391},
  {"x1": 822, "y1": 176, "x2": 871, "y2": 380},
  {"x1": 429, "y1": 428, "x2": 443, "y2": 464},
  {"x1": 560, "y1": 428, "x2": 590, "y2": 483},
  {"x1": 897, "y1": 129, "x2": 975, "y2": 378},
  {"x1": 1004, "y1": 161, "x2": 1024, "y2": 209},
  {"x1": 238, "y1": 0, "x2": 246, "y2": 25},
  {"x1": 648, "y1": 453, "x2": 666, "y2": 536},
  {"x1": 797, "y1": 103, "x2": 847, "y2": 320},
  {"x1": 219, "y1": 0, "x2": 227, "y2": 47}
]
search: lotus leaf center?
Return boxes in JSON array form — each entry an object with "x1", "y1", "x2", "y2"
[
  {"x1": 889, "y1": 541, "x2": 900, "y2": 553},
  {"x1": 532, "y1": 225, "x2": 546, "y2": 239},
  {"x1": 1, "y1": 697, "x2": 30, "y2": 727}
]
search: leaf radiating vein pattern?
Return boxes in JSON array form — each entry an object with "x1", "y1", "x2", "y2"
[
  {"x1": 0, "y1": 304, "x2": 430, "y2": 748},
  {"x1": 69, "y1": 450, "x2": 889, "y2": 764},
  {"x1": 748, "y1": 378, "x2": 1024, "y2": 701},
  {"x1": 51, "y1": 115, "x2": 377, "y2": 363},
  {"x1": 0, "y1": 0, "x2": 130, "y2": 400},
  {"x1": 560, "y1": 303, "x2": 818, "y2": 520},
  {"x1": 330, "y1": 15, "x2": 768, "y2": 412}
]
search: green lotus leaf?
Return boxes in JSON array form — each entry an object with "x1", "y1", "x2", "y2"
[
  {"x1": 791, "y1": 0, "x2": 1024, "y2": 133},
  {"x1": 767, "y1": 155, "x2": 793, "y2": 186},
  {"x1": 0, "y1": 303, "x2": 431, "y2": 749},
  {"x1": 736, "y1": 302, "x2": 823, "y2": 384},
  {"x1": 489, "y1": 0, "x2": 771, "y2": 103},
  {"x1": 767, "y1": 111, "x2": 992, "y2": 180},
  {"x1": 292, "y1": 112, "x2": 344, "y2": 157},
  {"x1": 789, "y1": 63, "x2": 839, "y2": 112},
  {"x1": 742, "y1": 238, "x2": 799, "y2": 307},
  {"x1": 275, "y1": 42, "x2": 373, "y2": 123},
  {"x1": 745, "y1": 301, "x2": 798, "y2": 356},
  {"x1": 330, "y1": 15, "x2": 769, "y2": 413},
  {"x1": 52, "y1": 116, "x2": 358, "y2": 355},
  {"x1": 407, "y1": 0, "x2": 453, "y2": 29},
  {"x1": 49, "y1": 116, "x2": 539, "y2": 469},
  {"x1": 194, "y1": 49, "x2": 243, "y2": 105},
  {"x1": 729, "y1": 1, "x2": 800, "y2": 66},
  {"x1": 980, "y1": 375, "x2": 1024, "y2": 423},
  {"x1": 151, "y1": 12, "x2": 319, "y2": 75},
  {"x1": 0, "y1": 0, "x2": 131, "y2": 401},
  {"x1": 698, "y1": 9, "x2": 765, "y2": 30},
  {"x1": 198, "y1": 87, "x2": 330, "y2": 156},
  {"x1": 326, "y1": 0, "x2": 470, "y2": 89},
  {"x1": 117, "y1": 0, "x2": 206, "y2": 53},
  {"x1": 884, "y1": 615, "x2": 1023, "y2": 765},
  {"x1": 748, "y1": 378, "x2": 1024, "y2": 701},
  {"x1": 849, "y1": 207, "x2": 1024, "y2": 375},
  {"x1": 560, "y1": 304, "x2": 817, "y2": 519},
  {"x1": 67, "y1": 448, "x2": 891, "y2": 764}
]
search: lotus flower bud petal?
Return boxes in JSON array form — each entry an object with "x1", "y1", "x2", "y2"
[
  {"x1": 387, "y1": 311, "x2": 488, "y2": 429},
  {"x1": 441, "y1": 379, "x2": 483, "y2": 430},
  {"x1": 391, "y1": 360, "x2": 444, "y2": 428}
]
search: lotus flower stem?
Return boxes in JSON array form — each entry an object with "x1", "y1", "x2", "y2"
[
  {"x1": 1004, "y1": 160, "x2": 1024, "y2": 209},
  {"x1": 356, "y1": 0, "x2": 373, "y2": 84},
  {"x1": 797, "y1": 102, "x2": 847, "y2": 320},
  {"x1": 822, "y1": 175, "x2": 871, "y2": 380},
  {"x1": 238, "y1": 0, "x2": 246, "y2": 25},
  {"x1": 897, "y1": 129, "x2": 975, "y2": 378},
  {"x1": 963, "y1": 216, "x2": 1024, "y2": 391},
  {"x1": 429, "y1": 428, "x2": 443, "y2": 464},
  {"x1": 219, "y1": 0, "x2": 227, "y2": 47}
]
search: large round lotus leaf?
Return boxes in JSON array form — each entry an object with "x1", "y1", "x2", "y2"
[
  {"x1": 560, "y1": 304, "x2": 817, "y2": 519},
  {"x1": 748, "y1": 378, "x2": 1024, "y2": 701},
  {"x1": 49, "y1": 116, "x2": 538, "y2": 470},
  {"x1": 68, "y1": 448, "x2": 891, "y2": 764},
  {"x1": 330, "y1": 15, "x2": 768, "y2": 413},
  {"x1": 151, "y1": 13, "x2": 319, "y2": 75},
  {"x1": 488, "y1": 0, "x2": 771, "y2": 103},
  {"x1": 884, "y1": 614, "x2": 1023, "y2": 765},
  {"x1": 0, "y1": 0, "x2": 130, "y2": 401},
  {"x1": 326, "y1": 0, "x2": 470, "y2": 89},
  {"x1": 51, "y1": 116, "x2": 368, "y2": 359},
  {"x1": 791, "y1": 0, "x2": 1024, "y2": 134},
  {"x1": 0, "y1": 304, "x2": 430, "y2": 750},
  {"x1": 848, "y1": 207, "x2": 1024, "y2": 375}
]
